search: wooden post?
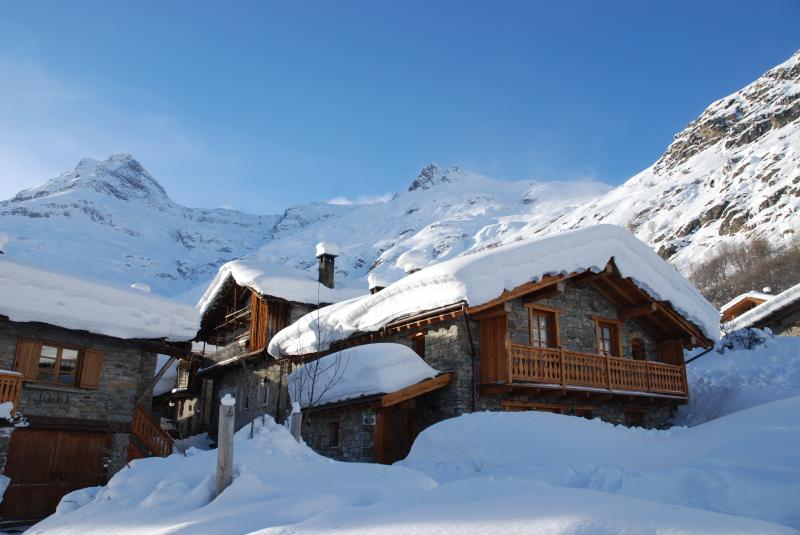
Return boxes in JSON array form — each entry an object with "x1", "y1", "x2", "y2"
[
  {"x1": 216, "y1": 394, "x2": 235, "y2": 497},
  {"x1": 290, "y1": 401, "x2": 303, "y2": 442},
  {"x1": 558, "y1": 346, "x2": 565, "y2": 386},
  {"x1": 605, "y1": 356, "x2": 612, "y2": 391}
]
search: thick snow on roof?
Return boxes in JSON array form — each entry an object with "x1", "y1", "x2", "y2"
[
  {"x1": 315, "y1": 242, "x2": 340, "y2": 257},
  {"x1": 270, "y1": 225, "x2": 720, "y2": 357},
  {"x1": 0, "y1": 260, "x2": 199, "y2": 341},
  {"x1": 288, "y1": 343, "x2": 439, "y2": 408},
  {"x1": 197, "y1": 258, "x2": 365, "y2": 314},
  {"x1": 726, "y1": 282, "x2": 800, "y2": 332},
  {"x1": 720, "y1": 291, "x2": 773, "y2": 314}
]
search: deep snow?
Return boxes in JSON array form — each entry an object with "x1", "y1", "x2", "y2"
[
  {"x1": 270, "y1": 225, "x2": 719, "y2": 357},
  {"x1": 28, "y1": 397, "x2": 799, "y2": 535},
  {"x1": 0, "y1": 259, "x2": 199, "y2": 341}
]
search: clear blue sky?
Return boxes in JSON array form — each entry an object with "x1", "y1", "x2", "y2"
[{"x1": 0, "y1": 1, "x2": 798, "y2": 213}]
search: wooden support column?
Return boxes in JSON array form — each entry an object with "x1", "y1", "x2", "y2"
[
  {"x1": 558, "y1": 346, "x2": 565, "y2": 386},
  {"x1": 216, "y1": 394, "x2": 235, "y2": 498}
]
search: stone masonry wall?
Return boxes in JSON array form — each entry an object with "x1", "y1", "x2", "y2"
[
  {"x1": 0, "y1": 318, "x2": 157, "y2": 478},
  {"x1": 765, "y1": 306, "x2": 800, "y2": 336},
  {"x1": 303, "y1": 408, "x2": 374, "y2": 462}
]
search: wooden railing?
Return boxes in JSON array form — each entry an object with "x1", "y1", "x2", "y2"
[
  {"x1": 131, "y1": 405, "x2": 174, "y2": 458},
  {"x1": 509, "y1": 344, "x2": 687, "y2": 396},
  {"x1": 0, "y1": 371, "x2": 22, "y2": 417}
]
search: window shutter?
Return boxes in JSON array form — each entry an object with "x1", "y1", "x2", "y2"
[
  {"x1": 14, "y1": 339, "x2": 41, "y2": 379},
  {"x1": 79, "y1": 349, "x2": 103, "y2": 389}
]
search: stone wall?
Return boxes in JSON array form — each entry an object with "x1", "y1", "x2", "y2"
[
  {"x1": 303, "y1": 408, "x2": 375, "y2": 462},
  {"x1": 764, "y1": 306, "x2": 800, "y2": 336},
  {"x1": 0, "y1": 318, "x2": 157, "y2": 478}
]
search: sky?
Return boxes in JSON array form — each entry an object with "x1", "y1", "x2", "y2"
[{"x1": 0, "y1": 1, "x2": 798, "y2": 214}]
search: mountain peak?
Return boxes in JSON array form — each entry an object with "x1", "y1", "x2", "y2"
[
  {"x1": 10, "y1": 154, "x2": 172, "y2": 206},
  {"x1": 408, "y1": 163, "x2": 464, "y2": 191}
]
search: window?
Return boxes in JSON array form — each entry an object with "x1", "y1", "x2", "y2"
[
  {"x1": 36, "y1": 344, "x2": 80, "y2": 385},
  {"x1": 412, "y1": 332, "x2": 426, "y2": 359},
  {"x1": 328, "y1": 419, "x2": 340, "y2": 448},
  {"x1": 573, "y1": 407, "x2": 594, "y2": 419},
  {"x1": 527, "y1": 307, "x2": 559, "y2": 348},
  {"x1": 624, "y1": 409, "x2": 644, "y2": 427},
  {"x1": 631, "y1": 338, "x2": 646, "y2": 361},
  {"x1": 593, "y1": 318, "x2": 621, "y2": 357}
]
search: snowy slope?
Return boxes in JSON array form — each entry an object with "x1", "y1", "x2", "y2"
[
  {"x1": 0, "y1": 154, "x2": 279, "y2": 296},
  {"x1": 537, "y1": 50, "x2": 800, "y2": 271},
  {"x1": 29, "y1": 398, "x2": 800, "y2": 534},
  {"x1": 3, "y1": 50, "x2": 799, "y2": 297}
]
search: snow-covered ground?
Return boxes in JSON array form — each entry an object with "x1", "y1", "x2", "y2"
[{"x1": 676, "y1": 330, "x2": 800, "y2": 426}]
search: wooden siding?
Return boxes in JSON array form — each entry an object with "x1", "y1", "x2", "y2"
[{"x1": 479, "y1": 314, "x2": 508, "y2": 384}]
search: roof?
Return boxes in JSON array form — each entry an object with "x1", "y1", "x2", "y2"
[
  {"x1": 197, "y1": 258, "x2": 365, "y2": 315},
  {"x1": 269, "y1": 225, "x2": 720, "y2": 357},
  {"x1": 720, "y1": 291, "x2": 773, "y2": 314},
  {"x1": 726, "y1": 282, "x2": 800, "y2": 332},
  {"x1": 0, "y1": 259, "x2": 199, "y2": 341},
  {"x1": 288, "y1": 343, "x2": 441, "y2": 408}
]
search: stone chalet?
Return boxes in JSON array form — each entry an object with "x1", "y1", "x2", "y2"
[
  {"x1": 269, "y1": 226, "x2": 720, "y2": 464},
  {"x1": 0, "y1": 260, "x2": 197, "y2": 522},
  {"x1": 193, "y1": 244, "x2": 363, "y2": 438},
  {"x1": 725, "y1": 281, "x2": 800, "y2": 336}
]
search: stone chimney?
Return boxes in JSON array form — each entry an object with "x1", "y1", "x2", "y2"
[
  {"x1": 368, "y1": 273, "x2": 387, "y2": 294},
  {"x1": 315, "y1": 242, "x2": 340, "y2": 289}
]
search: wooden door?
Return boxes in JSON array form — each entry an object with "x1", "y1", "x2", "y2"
[
  {"x1": 374, "y1": 404, "x2": 416, "y2": 464},
  {"x1": 0, "y1": 429, "x2": 109, "y2": 520}
]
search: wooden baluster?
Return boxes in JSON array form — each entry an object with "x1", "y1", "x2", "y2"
[
  {"x1": 605, "y1": 355, "x2": 612, "y2": 391},
  {"x1": 558, "y1": 346, "x2": 565, "y2": 386}
]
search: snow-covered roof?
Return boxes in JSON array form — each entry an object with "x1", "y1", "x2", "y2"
[
  {"x1": 720, "y1": 291, "x2": 773, "y2": 314},
  {"x1": 0, "y1": 259, "x2": 199, "y2": 341},
  {"x1": 726, "y1": 282, "x2": 800, "y2": 332},
  {"x1": 270, "y1": 225, "x2": 720, "y2": 357},
  {"x1": 197, "y1": 258, "x2": 366, "y2": 315},
  {"x1": 288, "y1": 343, "x2": 439, "y2": 408}
]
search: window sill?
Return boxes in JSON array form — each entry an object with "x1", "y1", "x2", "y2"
[{"x1": 22, "y1": 382, "x2": 88, "y2": 394}]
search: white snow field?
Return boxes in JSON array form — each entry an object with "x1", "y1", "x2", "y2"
[{"x1": 28, "y1": 334, "x2": 800, "y2": 535}]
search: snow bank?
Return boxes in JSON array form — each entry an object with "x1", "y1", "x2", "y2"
[
  {"x1": 270, "y1": 225, "x2": 719, "y2": 356},
  {"x1": 30, "y1": 403, "x2": 798, "y2": 534},
  {"x1": 288, "y1": 343, "x2": 439, "y2": 408},
  {"x1": 726, "y1": 282, "x2": 800, "y2": 332},
  {"x1": 197, "y1": 258, "x2": 365, "y2": 315},
  {"x1": 401, "y1": 398, "x2": 800, "y2": 530},
  {"x1": 676, "y1": 332, "x2": 800, "y2": 426},
  {"x1": 0, "y1": 259, "x2": 199, "y2": 341}
]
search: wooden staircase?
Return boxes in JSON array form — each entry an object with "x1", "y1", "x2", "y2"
[{"x1": 128, "y1": 404, "x2": 174, "y2": 461}]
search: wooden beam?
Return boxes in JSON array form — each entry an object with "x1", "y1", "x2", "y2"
[
  {"x1": 467, "y1": 274, "x2": 574, "y2": 315},
  {"x1": 619, "y1": 303, "x2": 658, "y2": 319},
  {"x1": 380, "y1": 372, "x2": 453, "y2": 407}
]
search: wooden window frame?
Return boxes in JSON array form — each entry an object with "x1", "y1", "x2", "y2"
[
  {"x1": 410, "y1": 331, "x2": 426, "y2": 360},
  {"x1": 525, "y1": 304, "x2": 562, "y2": 349},
  {"x1": 501, "y1": 401, "x2": 564, "y2": 413},
  {"x1": 328, "y1": 418, "x2": 341, "y2": 448},
  {"x1": 17, "y1": 339, "x2": 85, "y2": 387},
  {"x1": 630, "y1": 338, "x2": 646, "y2": 361},
  {"x1": 591, "y1": 316, "x2": 623, "y2": 357}
]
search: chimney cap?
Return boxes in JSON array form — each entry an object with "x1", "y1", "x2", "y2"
[
  {"x1": 404, "y1": 262, "x2": 421, "y2": 275},
  {"x1": 315, "y1": 242, "x2": 340, "y2": 258},
  {"x1": 368, "y1": 272, "x2": 390, "y2": 290},
  {"x1": 762, "y1": 286, "x2": 773, "y2": 294}
]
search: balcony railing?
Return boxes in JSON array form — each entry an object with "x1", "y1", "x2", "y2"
[
  {"x1": 509, "y1": 344, "x2": 687, "y2": 397},
  {"x1": 131, "y1": 405, "x2": 174, "y2": 458},
  {"x1": 0, "y1": 371, "x2": 22, "y2": 417}
]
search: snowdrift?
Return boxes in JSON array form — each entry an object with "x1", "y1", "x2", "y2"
[
  {"x1": 677, "y1": 331, "x2": 800, "y2": 426},
  {"x1": 30, "y1": 398, "x2": 799, "y2": 534}
]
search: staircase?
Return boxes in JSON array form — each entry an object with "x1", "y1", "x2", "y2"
[{"x1": 128, "y1": 404, "x2": 174, "y2": 460}]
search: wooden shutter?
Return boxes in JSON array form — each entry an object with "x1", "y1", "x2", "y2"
[
  {"x1": 79, "y1": 349, "x2": 103, "y2": 389},
  {"x1": 14, "y1": 339, "x2": 41, "y2": 380}
]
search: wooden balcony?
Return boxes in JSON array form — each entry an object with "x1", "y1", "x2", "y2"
[
  {"x1": 508, "y1": 344, "x2": 687, "y2": 397},
  {"x1": 0, "y1": 371, "x2": 22, "y2": 417}
]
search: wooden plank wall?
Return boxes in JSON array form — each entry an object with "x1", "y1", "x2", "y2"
[{"x1": 479, "y1": 315, "x2": 508, "y2": 383}]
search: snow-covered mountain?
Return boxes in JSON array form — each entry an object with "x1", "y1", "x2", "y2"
[
  {"x1": 543, "y1": 50, "x2": 800, "y2": 270},
  {"x1": 0, "y1": 154, "x2": 279, "y2": 295},
  {"x1": 1, "y1": 50, "x2": 798, "y2": 297}
]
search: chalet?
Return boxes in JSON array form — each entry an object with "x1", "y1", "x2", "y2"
[
  {"x1": 194, "y1": 244, "x2": 363, "y2": 437},
  {"x1": 269, "y1": 225, "x2": 720, "y2": 464},
  {"x1": 719, "y1": 289, "x2": 773, "y2": 323},
  {"x1": 0, "y1": 259, "x2": 198, "y2": 523},
  {"x1": 725, "y1": 282, "x2": 800, "y2": 336}
]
